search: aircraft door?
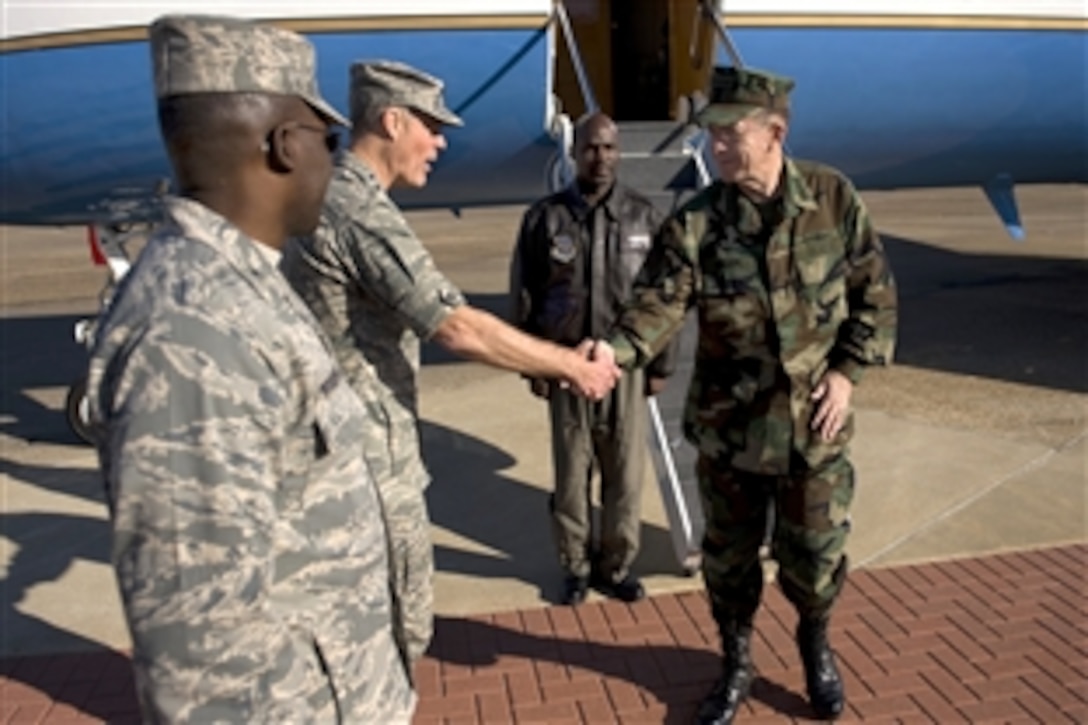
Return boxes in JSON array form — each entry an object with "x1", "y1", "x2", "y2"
[
  {"x1": 610, "y1": 0, "x2": 672, "y2": 120},
  {"x1": 554, "y1": 1, "x2": 715, "y2": 122},
  {"x1": 609, "y1": 0, "x2": 718, "y2": 121}
]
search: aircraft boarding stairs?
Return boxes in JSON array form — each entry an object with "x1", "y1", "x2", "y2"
[{"x1": 615, "y1": 116, "x2": 706, "y2": 217}]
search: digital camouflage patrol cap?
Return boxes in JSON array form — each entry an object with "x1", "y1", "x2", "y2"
[
  {"x1": 150, "y1": 14, "x2": 349, "y2": 126},
  {"x1": 695, "y1": 66, "x2": 795, "y2": 126},
  {"x1": 350, "y1": 60, "x2": 463, "y2": 127}
]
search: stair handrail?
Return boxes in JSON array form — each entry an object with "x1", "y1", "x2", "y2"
[
  {"x1": 687, "y1": 135, "x2": 714, "y2": 190},
  {"x1": 698, "y1": 0, "x2": 745, "y2": 68},
  {"x1": 685, "y1": 0, "x2": 755, "y2": 193},
  {"x1": 553, "y1": 0, "x2": 599, "y2": 115}
]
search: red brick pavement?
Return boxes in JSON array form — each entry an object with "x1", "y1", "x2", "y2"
[{"x1": 1, "y1": 544, "x2": 1084, "y2": 723}]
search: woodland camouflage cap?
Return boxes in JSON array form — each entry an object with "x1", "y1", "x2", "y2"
[{"x1": 696, "y1": 66, "x2": 795, "y2": 126}]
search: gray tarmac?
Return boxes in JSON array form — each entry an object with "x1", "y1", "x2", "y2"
[{"x1": 1, "y1": 184, "x2": 1085, "y2": 657}]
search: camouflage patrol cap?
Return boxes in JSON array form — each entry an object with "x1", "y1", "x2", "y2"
[
  {"x1": 350, "y1": 60, "x2": 463, "y2": 128},
  {"x1": 695, "y1": 66, "x2": 795, "y2": 126},
  {"x1": 150, "y1": 14, "x2": 349, "y2": 126}
]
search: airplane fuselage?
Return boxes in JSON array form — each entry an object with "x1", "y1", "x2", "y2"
[{"x1": 0, "y1": 0, "x2": 1083, "y2": 226}]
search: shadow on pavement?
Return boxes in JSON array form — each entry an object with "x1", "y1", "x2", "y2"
[
  {"x1": 423, "y1": 239, "x2": 1088, "y2": 395},
  {"x1": 0, "y1": 510, "x2": 135, "y2": 720},
  {"x1": 421, "y1": 420, "x2": 683, "y2": 604},
  {"x1": 428, "y1": 614, "x2": 817, "y2": 722},
  {"x1": 0, "y1": 313, "x2": 90, "y2": 445},
  {"x1": 883, "y1": 235, "x2": 1087, "y2": 393}
]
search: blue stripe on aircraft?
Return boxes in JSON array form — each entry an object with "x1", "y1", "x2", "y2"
[
  {"x1": 0, "y1": 27, "x2": 553, "y2": 224},
  {"x1": 0, "y1": 25, "x2": 1083, "y2": 224}
]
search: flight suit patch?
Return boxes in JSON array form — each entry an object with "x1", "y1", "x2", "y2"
[{"x1": 550, "y1": 234, "x2": 577, "y2": 263}]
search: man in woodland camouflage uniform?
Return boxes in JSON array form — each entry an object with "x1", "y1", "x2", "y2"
[
  {"x1": 602, "y1": 66, "x2": 898, "y2": 723},
  {"x1": 282, "y1": 60, "x2": 620, "y2": 669},
  {"x1": 88, "y1": 15, "x2": 413, "y2": 722}
]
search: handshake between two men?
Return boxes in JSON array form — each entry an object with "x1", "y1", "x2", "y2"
[{"x1": 529, "y1": 339, "x2": 621, "y2": 401}]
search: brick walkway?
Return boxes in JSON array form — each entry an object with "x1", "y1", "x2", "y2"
[{"x1": 1, "y1": 544, "x2": 1084, "y2": 723}]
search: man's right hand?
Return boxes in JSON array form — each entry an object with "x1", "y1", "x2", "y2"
[{"x1": 567, "y1": 339, "x2": 621, "y2": 401}]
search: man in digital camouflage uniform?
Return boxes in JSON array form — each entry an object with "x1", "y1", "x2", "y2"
[
  {"x1": 603, "y1": 66, "x2": 898, "y2": 723},
  {"x1": 282, "y1": 61, "x2": 620, "y2": 668},
  {"x1": 88, "y1": 15, "x2": 413, "y2": 722}
]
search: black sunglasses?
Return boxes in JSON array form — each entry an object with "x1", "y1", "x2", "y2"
[{"x1": 290, "y1": 123, "x2": 341, "y2": 153}]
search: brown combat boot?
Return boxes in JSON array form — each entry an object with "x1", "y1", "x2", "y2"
[{"x1": 797, "y1": 617, "x2": 845, "y2": 719}]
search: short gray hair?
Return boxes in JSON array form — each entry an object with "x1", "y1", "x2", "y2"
[{"x1": 348, "y1": 84, "x2": 396, "y2": 135}]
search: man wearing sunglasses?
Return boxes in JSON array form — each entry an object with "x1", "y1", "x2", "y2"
[
  {"x1": 282, "y1": 60, "x2": 622, "y2": 671},
  {"x1": 87, "y1": 15, "x2": 413, "y2": 722}
]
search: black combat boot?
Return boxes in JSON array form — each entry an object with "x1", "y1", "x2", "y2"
[
  {"x1": 696, "y1": 623, "x2": 754, "y2": 725},
  {"x1": 797, "y1": 617, "x2": 845, "y2": 720}
]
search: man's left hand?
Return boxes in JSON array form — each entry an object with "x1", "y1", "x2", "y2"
[
  {"x1": 645, "y1": 377, "x2": 667, "y2": 397},
  {"x1": 810, "y1": 370, "x2": 852, "y2": 442}
]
